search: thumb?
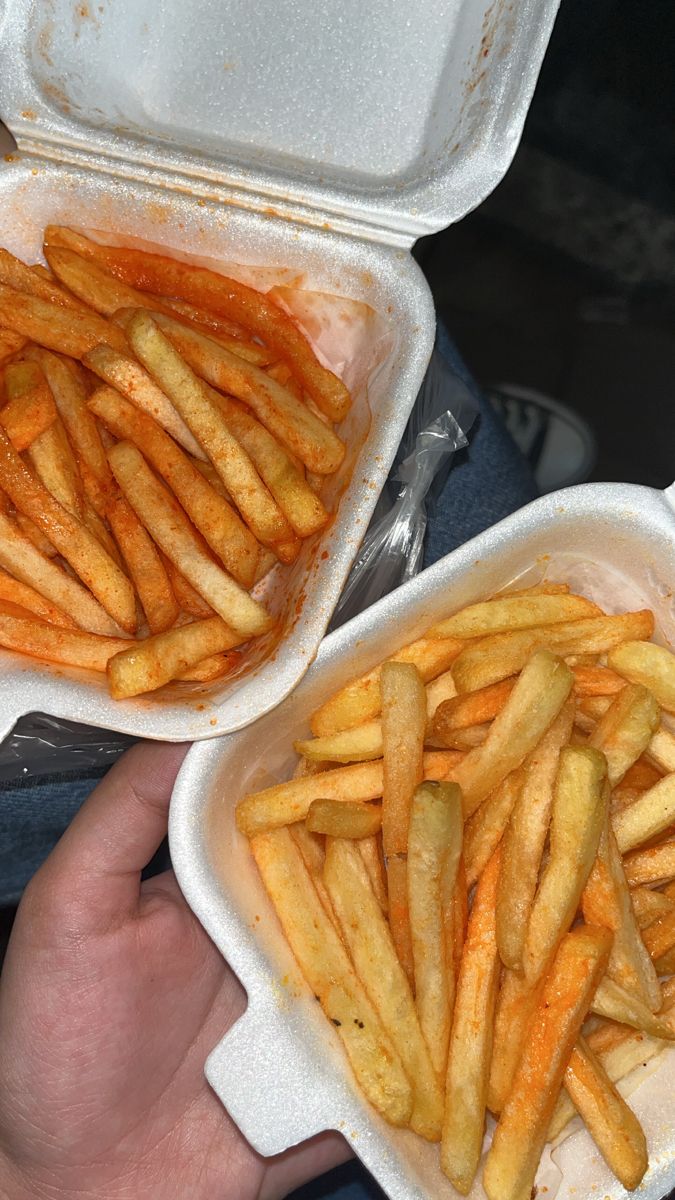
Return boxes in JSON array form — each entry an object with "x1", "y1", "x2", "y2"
[{"x1": 22, "y1": 741, "x2": 190, "y2": 938}]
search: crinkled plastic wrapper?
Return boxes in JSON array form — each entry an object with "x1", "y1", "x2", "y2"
[{"x1": 0, "y1": 329, "x2": 477, "y2": 780}]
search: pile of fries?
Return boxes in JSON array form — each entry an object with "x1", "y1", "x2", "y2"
[
  {"x1": 0, "y1": 229, "x2": 351, "y2": 698},
  {"x1": 237, "y1": 583, "x2": 675, "y2": 1198}
]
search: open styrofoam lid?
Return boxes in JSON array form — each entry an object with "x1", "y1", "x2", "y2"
[{"x1": 0, "y1": 0, "x2": 559, "y2": 238}]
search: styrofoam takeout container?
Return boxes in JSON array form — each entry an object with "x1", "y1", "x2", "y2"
[
  {"x1": 170, "y1": 479, "x2": 675, "y2": 1200},
  {"x1": 0, "y1": 0, "x2": 559, "y2": 741}
]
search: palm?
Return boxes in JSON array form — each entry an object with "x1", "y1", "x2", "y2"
[{"x1": 0, "y1": 744, "x2": 346, "y2": 1200}]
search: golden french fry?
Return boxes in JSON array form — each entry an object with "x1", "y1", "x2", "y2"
[
  {"x1": 0, "y1": 509, "x2": 119, "y2": 635},
  {"x1": 0, "y1": 425, "x2": 136, "y2": 632},
  {"x1": 582, "y1": 816, "x2": 661, "y2": 1010},
  {"x1": 408, "y1": 782, "x2": 463, "y2": 1079},
  {"x1": 591, "y1": 976, "x2": 673, "y2": 1039},
  {"x1": 14, "y1": 511, "x2": 56, "y2": 557},
  {"x1": 432, "y1": 678, "x2": 515, "y2": 744},
  {"x1": 641, "y1": 905, "x2": 675, "y2": 965},
  {"x1": 496, "y1": 697, "x2": 575, "y2": 971},
  {"x1": 464, "y1": 769, "x2": 523, "y2": 889},
  {"x1": 630, "y1": 885, "x2": 675, "y2": 930},
  {"x1": 107, "y1": 440, "x2": 272, "y2": 638},
  {"x1": 235, "y1": 750, "x2": 460, "y2": 839},
  {"x1": 381, "y1": 662, "x2": 427, "y2": 857},
  {"x1": 608, "y1": 640, "x2": 675, "y2": 714},
  {"x1": 563, "y1": 1038, "x2": 647, "y2": 1190},
  {"x1": 358, "y1": 835, "x2": 388, "y2": 915},
  {"x1": 447, "y1": 650, "x2": 574, "y2": 818},
  {"x1": 89, "y1": 386, "x2": 260, "y2": 588},
  {"x1": 487, "y1": 968, "x2": 542, "y2": 1116},
  {"x1": 0, "y1": 567, "x2": 76, "y2": 628},
  {"x1": 250, "y1": 826, "x2": 412, "y2": 1126},
  {"x1": 647, "y1": 725, "x2": 675, "y2": 774},
  {"x1": 306, "y1": 799, "x2": 381, "y2": 839},
  {"x1": 428, "y1": 592, "x2": 599, "y2": 640},
  {"x1": 323, "y1": 837, "x2": 444, "y2": 1141},
  {"x1": 27, "y1": 414, "x2": 86, "y2": 518},
  {"x1": 310, "y1": 636, "x2": 464, "y2": 737},
  {"x1": 0, "y1": 282, "x2": 127, "y2": 357},
  {"x1": 288, "y1": 823, "x2": 338, "y2": 926},
  {"x1": 0, "y1": 328, "x2": 26, "y2": 363},
  {"x1": 0, "y1": 246, "x2": 87, "y2": 309},
  {"x1": 623, "y1": 839, "x2": 675, "y2": 887},
  {"x1": 107, "y1": 615, "x2": 244, "y2": 699},
  {"x1": 571, "y1": 663, "x2": 626, "y2": 696},
  {"x1": 589, "y1": 683, "x2": 660, "y2": 788},
  {"x1": 522, "y1": 748, "x2": 607, "y2": 985},
  {"x1": 452, "y1": 611, "x2": 654, "y2": 693},
  {"x1": 126, "y1": 312, "x2": 295, "y2": 548},
  {"x1": 105, "y1": 494, "x2": 179, "y2": 635},
  {"x1": 163, "y1": 556, "x2": 214, "y2": 618},
  {"x1": 386, "y1": 856, "x2": 414, "y2": 984},
  {"x1": 448, "y1": 855, "x2": 468, "y2": 982},
  {"x1": 0, "y1": 361, "x2": 57, "y2": 450},
  {"x1": 483, "y1": 925, "x2": 612, "y2": 1200},
  {"x1": 46, "y1": 245, "x2": 186, "y2": 318},
  {"x1": 441, "y1": 849, "x2": 502, "y2": 1194},
  {"x1": 613, "y1": 773, "x2": 675, "y2": 854},
  {"x1": 177, "y1": 651, "x2": 238, "y2": 683},
  {"x1": 0, "y1": 604, "x2": 130, "y2": 671}
]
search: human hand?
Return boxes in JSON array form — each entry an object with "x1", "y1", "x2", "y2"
[{"x1": 0, "y1": 742, "x2": 348, "y2": 1199}]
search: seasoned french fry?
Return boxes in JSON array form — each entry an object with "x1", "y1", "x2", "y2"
[
  {"x1": 496, "y1": 697, "x2": 575, "y2": 971},
  {"x1": 386, "y1": 856, "x2": 414, "y2": 984},
  {"x1": 163, "y1": 556, "x2": 214, "y2": 618},
  {"x1": 609, "y1": 640, "x2": 675, "y2": 714},
  {"x1": 464, "y1": 769, "x2": 523, "y2": 888},
  {"x1": 623, "y1": 839, "x2": 675, "y2": 887},
  {"x1": 447, "y1": 650, "x2": 573, "y2": 818},
  {"x1": 563, "y1": 1038, "x2": 647, "y2": 1190},
  {"x1": 235, "y1": 750, "x2": 460, "y2": 839},
  {"x1": 641, "y1": 905, "x2": 675, "y2": 965},
  {"x1": 27, "y1": 414, "x2": 86, "y2": 518},
  {"x1": 89, "y1": 386, "x2": 260, "y2": 588},
  {"x1": 306, "y1": 798, "x2": 381, "y2": 839},
  {"x1": 441, "y1": 849, "x2": 502, "y2": 1194},
  {"x1": 323, "y1": 837, "x2": 444, "y2": 1141},
  {"x1": 107, "y1": 614, "x2": 244, "y2": 699},
  {"x1": 613, "y1": 773, "x2": 675, "y2": 854},
  {"x1": 0, "y1": 604, "x2": 130, "y2": 671},
  {"x1": 487, "y1": 968, "x2": 542, "y2": 1116},
  {"x1": 0, "y1": 328, "x2": 26, "y2": 363},
  {"x1": 0, "y1": 282, "x2": 127, "y2": 357},
  {"x1": 428, "y1": 592, "x2": 599, "y2": 640},
  {"x1": 250, "y1": 827, "x2": 413, "y2": 1126},
  {"x1": 105, "y1": 494, "x2": 179, "y2": 634},
  {"x1": 571, "y1": 663, "x2": 626, "y2": 696},
  {"x1": 0, "y1": 246, "x2": 87, "y2": 309},
  {"x1": 452, "y1": 611, "x2": 655, "y2": 693},
  {"x1": 358, "y1": 835, "x2": 388, "y2": 915},
  {"x1": 630, "y1": 885, "x2": 675, "y2": 930},
  {"x1": 582, "y1": 816, "x2": 661, "y2": 1010},
  {"x1": 591, "y1": 976, "x2": 674, "y2": 1039},
  {"x1": 432, "y1": 678, "x2": 515, "y2": 744},
  {"x1": 448, "y1": 855, "x2": 468, "y2": 982},
  {"x1": 0, "y1": 567, "x2": 76, "y2": 628},
  {"x1": 14, "y1": 511, "x2": 57, "y2": 557},
  {"x1": 43, "y1": 232, "x2": 351, "y2": 421},
  {"x1": 107, "y1": 441, "x2": 272, "y2": 637},
  {"x1": 288, "y1": 823, "x2": 338, "y2": 926},
  {"x1": 310, "y1": 637, "x2": 464, "y2": 737},
  {"x1": 126, "y1": 312, "x2": 295, "y2": 549},
  {"x1": 381, "y1": 662, "x2": 427, "y2": 857},
  {"x1": 483, "y1": 926, "x2": 612, "y2": 1200},
  {"x1": 522, "y1": 748, "x2": 607, "y2": 985},
  {"x1": 0, "y1": 361, "x2": 57, "y2": 450},
  {"x1": 0, "y1": 425, "x2": 136, "y2": 631},
  {"x1": 408, "y1": 782, "x2": 463, "y2": 1079},
  {"x1": 589, "y1": 683, "x2": 660, "y2": 788}
]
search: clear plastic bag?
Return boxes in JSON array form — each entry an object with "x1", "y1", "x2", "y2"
[{"x1": 0, "y1": 336, "x2": 478, "y2": 779}]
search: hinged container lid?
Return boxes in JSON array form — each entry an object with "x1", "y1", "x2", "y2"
[{"x1": 0, "y1": 0, "x2": 559, "y2": 241}]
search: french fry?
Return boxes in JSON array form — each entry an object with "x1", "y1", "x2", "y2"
[
  {"x1": 358, "y1": 835, "x2": 388, "y2": 915},
  {"x1": 609, "y1": 640, "x2": 675, "y2": 714},
  {"x1": 582, "y1": 816, "x2": 661, "y2": 1010},
  {"x1": 0, "y1": 509, "x2": 119, "y2": 635},
  {"x1": 105, "y1": 494, "x2": 179, "y2": 634},
  {"x1": 0, "y1": 361, "x2": 57, "y2": 450},
  {"x1": 571, "y1": 663, "x2": 626, "y2": 696},
  {"x1": 89, "y1": 386, "x2": 260, "y2": 588},
  {"x1": 143, "y1": 310, "x2": 347, "y2": 475},
  {"x1": 641, "y1": 905, "x2": 675, "y2": 965},
  {"x1": 250, "y1": 826, "x2": 413, "y2": 1126},
  {"x1": 496, "y1": 697, "x2": 575, "y2": 970},
  {"x1": 323, "y1": 837, "x2": 444, "y2": 1141},
  {"x1": 441, "y1": 849, "x2": 502, "y2": 1194},
  {"x1": 630, "y1": 885, "x2": 675, "y2": 929},
  {"x1": 447, "y1": 650, "x2": 574, "y2": 818},
  {"x1": 0, "y1": 604, "x2": 130, "y2": 671},
  {"x1": 448, "y1": 855, "x2": 468, "y2": 981},
  {"x1": 487, "y1": 968, "x2": 542, "y2": 1116},
  {"x1": 522, "y1": 748, "x2": 607, "y2": 985},
  {"x1": 83, "y1": 344, "x2": 205, "y2": 459},
  {"x1": 177, "y1": 651, "x2": 239, "y2": 683},
  {"x1": 0, "y1": 328, "x2": 27, "y2": 363},
  {"x1": 408, "y1": 782, "x2": 463, "y2": 1078},
  {"x1": 27, "y1": 415, "x2": 86, "y2": 518},
  {"x1": 14, "y1": 511, "x2": 57, "y2": 556},
  {"x1": 310, "y1": 637, "x2": 464, "y2": 737},
  {"x1": 647, "y1": 725, "x2": 675, "y2": 774},
  {"x1": 0, "y1": 246, "x2": 87, "y2": 309},
  {"x1": 563, "y1": 1038, "x2": 647, "y2": 1190},
  {"x1": 613, "y1": 773, "x2": 675, "y2": 854},
  {"x1": 107, "y1": 615, "x2": 245, "y2": 699},
  {"x1": 589, "y1": 683, "x2": 660, "y2": 788},
  {"x1": 591, "y1": 976, "x2": 674, "y2": 1039},
  {"x1": 43, "y1": 232, "x2": 351, "y2": 421},
  {"x1": 306, "y1": 799, "x2": 382, "y2": 839},
  {"x1": 432, "y1": 678, "x2": 515, "y2": 744},
  {"x1": 623, "y1": 839, "x2": 675, "y2": 887},
  {"x1": 107, "y1": 441, "x2": 272, "y2": 637},
  {"x1": 154, "y1": 295, "x2": 254, "y2": 344},
  {"x1": 0, "y1": 567, "x2": 76, "y2": 628},
  {"x1": 386, "y1": 857, "x2": 414, "y2": 986},
  {"x1": 428, "y1": 592, "x2": 599, "y2": 640},
  {"x1": 483, "y1": 925, "x2": 612, "y2": 1200},
  {"x1": 452, "y1": 611, "x2": 655, "y2": 693},
  {"x1": 464, "y1": 769, "x2": 523, "y2": 888},
  {"x1": 0, "y1": 283, "x2": 127, "y2": 357},
  {"x1": 126, "y1": 313, "x2": 295, "y2": 549},
  {"x1": 163, "y1": 556, "x2": 214, "y2": 618},
  {"x1": 288, "y1": 823, "x2": 338, "y2": 927},
  {"x1": 0, "y1": 425, "x2": 136, "y2": 631},
  {"x1": 235, "y1": 750, "x2": 460, "y2": 838}
]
